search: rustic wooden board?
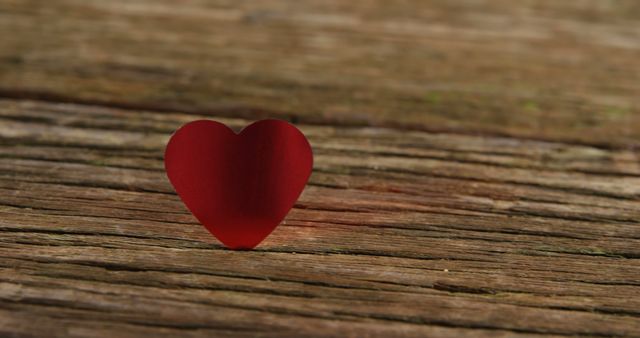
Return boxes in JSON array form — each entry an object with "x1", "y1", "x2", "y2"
[
  {"x1": 1, "y1": 0, "x2": 640, "y2": 337},
  {"x1": 1, "y1": 99, "x2": 639, "y2": 337},
  {"x1": 1, "y1": 0, "x2": 639, "y2": 148}
]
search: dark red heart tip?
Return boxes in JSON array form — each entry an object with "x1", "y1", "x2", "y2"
[{"x1": 164, "y1": 119, "x2": 313, "y2": 250}]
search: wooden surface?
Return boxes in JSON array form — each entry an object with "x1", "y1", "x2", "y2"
[{"x1": 1, "y1": 1, "x2": 639, "y2": 337}]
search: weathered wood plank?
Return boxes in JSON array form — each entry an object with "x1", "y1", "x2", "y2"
[
  {"x1": 1, "y1": 0, "x2": 640, "y2": 336},
  {"x1": 0, "y1": 99, "x2": 639, "y2": 337},
  {"x1": 1, "y1": 0, "x2": 639, "y2": 147}
]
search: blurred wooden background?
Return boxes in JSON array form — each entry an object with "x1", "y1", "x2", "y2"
[{"x1": 0, "y1": 1, "x2": 639, "y2": 337}]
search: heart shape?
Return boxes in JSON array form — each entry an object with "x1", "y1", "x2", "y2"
[{"x1": 164, "y1": 119, "x2": 313, "y2": 249}]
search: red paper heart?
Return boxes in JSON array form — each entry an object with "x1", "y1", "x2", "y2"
[{"x1": 164, "y1": 119, "x2": 313, "y2": 249}]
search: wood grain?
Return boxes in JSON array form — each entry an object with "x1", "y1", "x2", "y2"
[
  {"x1": 1, "y1": 0, "x2": 639, "y2": 147},
  {"x1": 1, "y1": 0, "x2": 640, "y2": 337},
  {"x1": 1, "y1": 99, "x2": 639, "y2": 337}
]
